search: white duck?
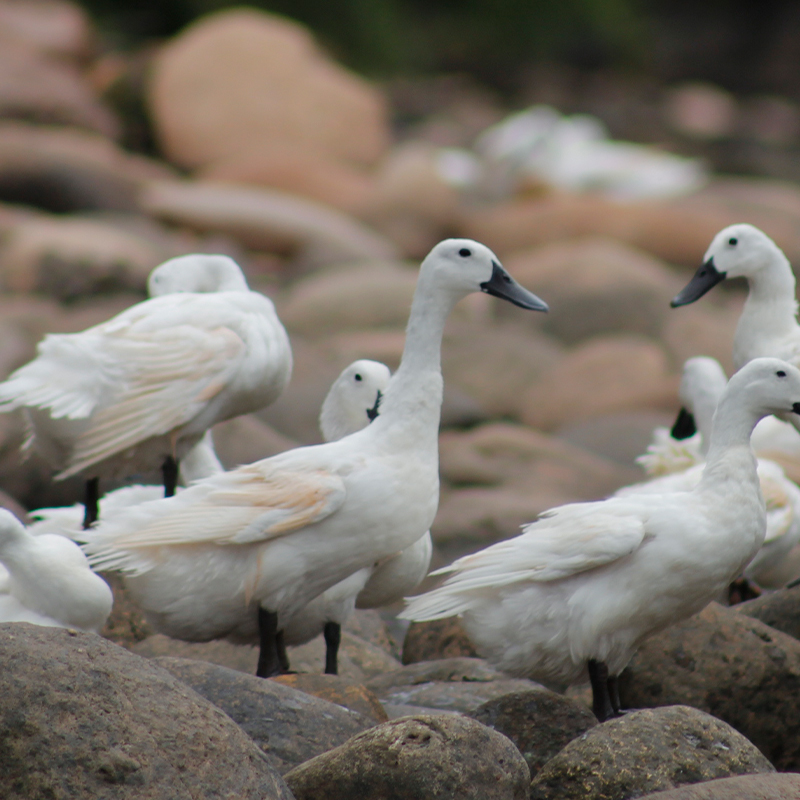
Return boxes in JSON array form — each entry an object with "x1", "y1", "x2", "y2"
[
  {"x1": 621, "y1": 356, "x2": 800, "y2": 592},
  {"x1": 0, "y1": 509, "x2": 112, "y2": 632},
  {"x1": 402, "y1": 357, "x2": 800, "y2": 722},
  {"x1": 281, "y1": 359, "x2": 433, "y2": 674},
  {"x1": 80, "y1": 238, "x2": 548, "y2": 678},
  {"x1": 0, "y1": 254, "x2": 292, "y2": 527}
]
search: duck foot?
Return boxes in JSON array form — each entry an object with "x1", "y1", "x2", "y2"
[
  {"x1": 729, "y1": 576, "x2": 762, "y2": 605},
  {"x1": 162, "y1": 455, "x2": 179, "y2": 498},
  {"x1": 83, "y1": 477, "x2": 100, "y2": 529},
  {"x1": 256, "y1": 608, "x2": 284, "y2": 678},
  {"x1": 323, "y1": 621, "x2": 341, "y2": 675}
]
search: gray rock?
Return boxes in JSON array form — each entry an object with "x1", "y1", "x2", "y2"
[
  {"x1": 530, "y1": 705, "x2": 774, "y2": 800},
  {"x1": 0, "y1": 623, "x2": 292, "y2": 800},
  {"x1": 287, "y1": 630, "x2": 402, "y2": 680},
  {"x1": 402, "y1": 617, "x2": 479, "y2": 664},
  {"x1": 379, "y1": 678, "x2": 546, "y2": 713},
  {"x1": 636, "y1": 773, "x2": 800, "y2": 799},
  {"x1": 468, "y1": 690, "x2": 598, "y2": 777},
  {"x1": 284, "y1": 714, "x2": 530, "y2": 800},
  {"x1": 619, "y1": 602, "x2": 800, "y2": 770},
  {"x1": 365, "y1": 656, "x2": 508, "y2": 695},
  {"x1": 155, "y1": 656, "x2": 373, "y2": 774},
  {"x1": 737, "y1": 585, "x2": 800, "y2": 641}
]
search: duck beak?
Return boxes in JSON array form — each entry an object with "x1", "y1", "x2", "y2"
[
  {"x1": 671, "y1": 258, "x2": 727, "y2": 307},
  {"x1": 481, "y1": 261, "x2": 549, "y2": 311},
  {"x1": 366, "y1": 390, "x2": 382, "y2": 422},
  {"x1": 670, "y1": 407, "x2": 697, "y2": 439}
]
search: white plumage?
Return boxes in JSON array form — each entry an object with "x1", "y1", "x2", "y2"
[
  {"x1": 402, "y1": 358, "x2": 800, "y2": 719},
  {"x1": 79, "y1": 238, "x2": 547, "y2": 676},
  {"x1": 0, "y1": 254, "x2": 292, "y2": 484},
  {"x1": 0, "y1": 509, "x2": 112, "y2": 632}
]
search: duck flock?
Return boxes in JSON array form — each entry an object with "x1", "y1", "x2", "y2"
[{"x1": 3, "y1": 222, "x2": 800, "y2": 724}]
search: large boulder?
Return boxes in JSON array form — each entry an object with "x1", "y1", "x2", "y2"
[
  {"x1": 284, "y1": 714, "x2": 530, "y2": 800},
  {"x1": 736, "y1": 584, "x2": 800, "y2": 640},
  {"x1": 619, "y1": 602, "x2": 800, "y2": 770},
  {"x1": 468, "y1": 690, "x2": 598, "y2": 777},
  {"x1": 148, "y1": 8, "x2": 390, "y2": 170},
  {"x1": 0, "y1": 624, "x2": 292, "y2": 799},
  {"x1": 156, "y1": 656, "x2": 374, "y2": 774},
  {"x1": 529, "y1": 706, "x2": 774, "y2": 800}
]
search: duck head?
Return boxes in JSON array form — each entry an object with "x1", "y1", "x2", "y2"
[
  {"x1": 671, "y1": 224, "x2": 784, "y2": 307},
  {"x1": 726, "y1": 357, "x2": 800, "y2": 419},
  {"x1": 319, "y1": 359, "x2": 392, "y2": 442},
  {"x1": 148, "y1": 254, "x2": 250, "y2": 296},
  {"x1": 422, "y1": 239, "x2": 549, "y2": 312}
]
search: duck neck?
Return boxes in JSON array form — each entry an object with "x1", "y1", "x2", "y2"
[
  {"x1": 377, "y1": 277, "x2": 452, "y2": 434},
  {"x1": 700, "y1": 394, "x2": 760, "y2": 489},
  {"x1": 735, "y1": 254, "x2": 799, "y2": 367}
]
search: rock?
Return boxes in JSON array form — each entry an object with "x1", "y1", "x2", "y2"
[
  {"x1": 0, "y1": 624, "x2": 293, "y2": 799},
  {"x1": 0, "y1": 215, "x2": 168, "y2": 298},
  {"x1": 403, "y1": 618, "x2": 479, "y2": 664},
  {"x1": 521, "y1": 335, "x2": 678, "y2": 431},
  {"x1": 0, "y1": 0, "x2": 94, "y2": 61},
  {"x1": 345, "y1": 608, "x2": 402, "y2": 659},
  {"x1": 366, "y1": 656, "x2": 511, "y2": 696},
  {"x1": 636, "y1": 773, "x2": 800, "y2": 799},
  {"x1": 149, "y1": 8, "x2": 390, "y2": 170},
  {"x1": 287, "y1": 631, "x2": 402, "y2": 681},
  {"x1": 377, "y1": 678, "x2": 546, "y2": 714},
  {"x1": 156, "y1": 656, "x2": 373, "y2": 775},
  {"x1": 619, "y1": 602, "x2": 800, "y2": 770},
  {"x1": 664, "y1": 82, "x2": 738, "y2": 140},
  {"x1": 100, "y1": 572, "x2": 152, "y2": 648},
  {"x1": 737, "y1": 586, "x2": 800, "y2": 641},
  {"x1": 140, "y1": 179, "x2": 399, "y2": 269},
  {"x1": 284, "y1": 714, "x2": 530, "y2": 800},
  {"x1": 503, "y1": 237, "x2": 682, "y2": 343},
  {"x1": 529, "y1": 705, "x2": 774, "y2": 800},
  {"x1": 199, "y1": 141, "x2": 375, "y2": 214},
  {"x1": 468, "y1": 690, "x2": 598, "y2": 777},
  {"x1": 278, "y1": 260, "x2": 418, "y2": 336},
  {"x1": 0, "y1": 39, "x2": 119, "y2": 137},
  {"x1": 211, "y1": 414, "x2": 297, "y2": 468},
  {"x1": 270, "y1": 673, "x2": 388, "y2": 723},
  {"x1": 133, "y1": 634, "x2": 259, "y2": 673}
]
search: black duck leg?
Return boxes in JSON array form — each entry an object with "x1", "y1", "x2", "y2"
[
  {"x1": 256, "y1": 608, "x2": 284, "y2": 678},
  {"x1": 728, "y1": 576, "x2": 762, "y2": 605},
  {"x1": 607, "y1": 674, "x2": 622, "y2": 716},
  {"x1": 277, "y1": 630, "x2": 291, "y2": 673},
  {"x1": 162, "y1": 455, "x2": 179, "y2": 498},
  {"x1": 588, "y1": 659, "x2": 615, "y2": 722},
  {"x1": 82, "y1": 476, "x2": 100, "y2": 529},
  {"x1": 323, "y1": 621, "x2": 341, "y2": 675}
]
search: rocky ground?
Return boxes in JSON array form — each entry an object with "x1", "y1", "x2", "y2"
[{"x1": 4, "y1": 1, "x2": 800, "y2": 798}]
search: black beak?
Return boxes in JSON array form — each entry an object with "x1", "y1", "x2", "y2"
[
  {"x1": 670, "y1": 407, "x2": 697, "y2": 440},
  {"x1": 366, "y1": 390, "x2": 382, "y2": 422},
  {"x1": 481, "y1": 261, "x2": 549, "y2": 312},
  {"x1": 793, "y1": 402, "x2": 800, "y2": 415},
  {"x1": 671, "y1": 258, "x2": 727, "y2": 308}
]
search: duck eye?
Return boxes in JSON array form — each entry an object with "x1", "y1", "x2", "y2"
[
  {"x1": 459, "y1": 248, "x2": 472, "y2": 257},
  {"x1": 777, "y1": 371, "x2": 787, "y2": 378},
  {"x1": 728, "y1": 237, "x2": 738, "y2": 246},
  {"x1": 354, "y1": 374, "x2": 362, "y2": 382}
]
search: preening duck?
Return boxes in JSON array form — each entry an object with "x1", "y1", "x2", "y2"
[
  {"x1": 621, "y1": 355, "x2": 800, "y2": 593},
  {"x1": 0, "y1": 254, "x2": 291, "y2": 527},
  {"x1": 0, "y1": 509, "x2": 112, "y2": 632},
  {"x1": 282, "y1": 359, "x2": 433, "y2": 675},
  {"x1": 403, "y1": 357, "x2": 800, "y2": 722},
  {"x1": 81, "y1": 238, "x2": 547, "y2": 678}
]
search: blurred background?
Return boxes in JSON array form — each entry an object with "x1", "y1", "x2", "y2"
[{"x1": 2, "y1": 0, "x2": 800, "y2": 575}]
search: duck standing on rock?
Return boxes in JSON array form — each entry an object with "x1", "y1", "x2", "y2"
[
  {"x1": 403, "y1": 358, "x2": 800, "y2": 722},
  {"x1": 282, "y1": 359, "x2": 433, "y2": 675},
  {"x1": 80, "y1": 239, "x2": 548, "y2": 678},
  {"x1": 0, "y1": 254, "x2": 292, "y2": 528}
]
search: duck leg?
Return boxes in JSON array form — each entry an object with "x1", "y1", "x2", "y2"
[
  {"x1": 82, "y1": 477, "x2": 100, "y2": 529},
  {"x1": 588, "y1": 659, "x2": 615, "y2": 722},
  {"x1": 162, "y1": 455, "x2": 179, "y2": 498},
  {"x1": 256, "y1": 607, "x2": 283, "y2": 678},
  {"x1": 728, "y1": 576, "x2": 762, "y2": 605},
  {"x1": 277, "y1": 630, "x2": 291, "y2": 673},
  {"x1": 323, "y1": 621, "x2": 341, "y2": 675},
  {"x1": 607, "y1": 674, "x2": 622, "y2": 715}
]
